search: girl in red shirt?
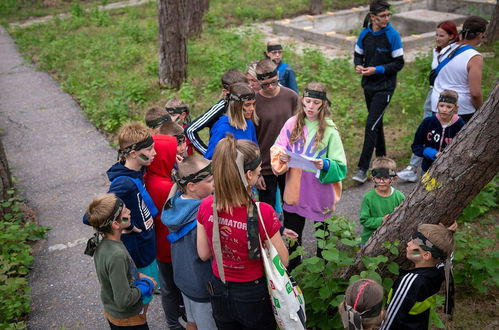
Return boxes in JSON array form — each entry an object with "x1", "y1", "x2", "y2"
[{"x1": 197, "y1": 136, "x2": 289, "y2": 329}]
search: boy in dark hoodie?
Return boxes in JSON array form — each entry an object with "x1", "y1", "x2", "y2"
[
  {"x1": 162, "y1": 155, "x2": 217, "y2": 330},
  {"x1": 106, "y1": 122, "x2": 158, "y2": 305},
  {"x1": 411, "y1": 89, "x2": 465, "y2": 173},
  {"x1": 143, "y1": 128, "x2": 185, "y2": 330}
]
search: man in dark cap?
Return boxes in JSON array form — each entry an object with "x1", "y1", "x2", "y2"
[{"x1": 353, "y1": 0, "x2": 404, "y2": 183}]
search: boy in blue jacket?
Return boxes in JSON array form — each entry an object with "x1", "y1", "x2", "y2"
[
  {"x1": 411, "y1": 90, "x2": 465, "y2": 173},
  {"x1": 162, "y1": 155, "x2": 217, "y2": 330}
]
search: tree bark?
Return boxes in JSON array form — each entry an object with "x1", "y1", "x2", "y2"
[
  {"x1": 310, "y1": 0, "x2": 323, "y2": 15},
  {"x1": 157, "y1": 0, "x2": 188, "y2": 89},
  {"x1": 0, "y1": 137, "x2": 13, "y2": 218},
  {"x1": 342, "y1": 83, "x2": 499, "y2": 279},
  {"x1": 484, "y1": 2, "x2": 498, "y2": 45},
  {"x1": 187, "y1": 0, "x2": 209, "y2": 38}
]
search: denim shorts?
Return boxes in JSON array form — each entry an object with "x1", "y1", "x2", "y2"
[{"x1": 206, "y1": 275, "x2": 276, "y2": 330}]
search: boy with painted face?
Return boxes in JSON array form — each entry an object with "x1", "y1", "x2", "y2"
[
  {"x1": 381, "y1": 224, "x2": 456, "y2": 330},
  {"x1": 84, "y1": 193, "x2": 156, "y2": 329},
  {"x1": 359, "y1": 157, "x2": 405, "y2": 245},
  {"x1": 165, "y1": 96, "x2": 194, "y2": 156},
  {"x1": 411, "y1": 90, "x2": 465, "y2": 173},
  {"x1": 106, "y1": 122, "x2": 160, "y2": 304},
  {"x1": 162, "y1": 156, "x2": 217, "y2": 330},
  {"x1": 264, "y1": 40, "x2": 298, "y2": 94}
]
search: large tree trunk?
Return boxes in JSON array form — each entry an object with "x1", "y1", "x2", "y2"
[
  {"x1": 484, "y1": 2, "x2": 499, "y2": 45},
  {"x1": 342, "y1": 83, "x2": 499, "y2": 279},
  {"x1": 0, "y1": 137, "x2": 13, "y2": 219},
  {"x1": 187, "y1": 0, "x2": 209, "y2": 38},
  {"x1": 157, "y1": 0, "x2": 188, "y2": 88},
  {"x1": 310, "y1": 0, "x2": 323, "y2": 15}
]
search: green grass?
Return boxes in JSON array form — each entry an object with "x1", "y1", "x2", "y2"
[{"x1": 9, "y1": 1, "x2": 498, "y2": 181}]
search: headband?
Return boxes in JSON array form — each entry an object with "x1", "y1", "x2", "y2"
[
  {"x1": 371, "y1": 167, "x2": 396, "y2": 178},
  {"x1": 172, "y1": 163, "x2": 212, "y2": 190},
  {"x1": 412, "y1": 231, "x2": 446, "y2": 260},
  {"x1": 147, "y1": 115, "x2": 171, "y2": 128},
  {"x1": 304, "y1": 88, "x2": 332, "y2": 106},
  {"x1": 166, "y1": 106, "x2": 189, "y2": 115},
  {"x1": 267, "y1": 44, "x2": 283, "y2": 52},
  {"x1": 256, "y1": 69, "x2": 278, "y2": 81},
  {"x1": 175, "y1": 133, "x2": 186, "y2": 145},
  {"x1": 244, "y1": 155, "x2": 261, "y2": 172},
  {"x1": 118, "y1": 136, "x2": 154, "y2": 161},
  {"x1": 84, "y1": 198, "x2": 124, "y2": 256},
  {"x1": 228, "y1": 92, "x2": 256, "y2": 102},
  {"x1": 438, "y1": 95, "x2": 458, "y2": 105},
  {"x1": 370, "y1": 2, "x2": 390, "y2": 14}
]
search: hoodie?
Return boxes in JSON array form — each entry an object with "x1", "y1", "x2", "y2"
[
  {"x1": 107, "y1": 163, "x2": 156, "y2": 268},
  {"x1": 144, "y1": 134, "x2": 178, "y2": 263},
  {"x1": 162, "y1": 191, "x2": 212, "y2": 302},
  {"x1": 411, "y1": 114, "x2": 465, "y2": 172}
]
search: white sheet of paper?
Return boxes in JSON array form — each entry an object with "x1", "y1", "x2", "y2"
[{"x1": 286, "y1": 150, "x2": 317, "y2": 171}]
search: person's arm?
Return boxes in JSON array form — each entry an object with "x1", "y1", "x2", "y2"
[
  {"x1": 285, "y1": 68, "x2": 299, "y2": 94},
  {"x1": 196, "y1": 222, "x2": 212, "y2": 261},
  {"x1": 108, "y1": 179, "x2": 136, "y2": 232},
  {"x1": 185, "y1": 100, "x2": 226, "y2": 155},
  {"x1": 318, "y1": 127, "x2": 347, "y2": 184},
  {"x1": 108, "y1": 251, "x2": 143, "y2": 309},
  {"x1": 270, "y1": 231, "x2": 289, "y2": 267},
  {"x1": 467, "y1": 55, "x2": 483, "y2": 111},
  {"x1": 203, "y1": 121, "x2": 225, "y2": 160},
  {"x1": 359, "y1": 195, "x2": 383, "y2": 230},
  {"x1": 378, "y1": 30, "x2": 405, "y2": 75},
  {"x1": 411, "y1": 121, "x2": 426, "y2": 158}
]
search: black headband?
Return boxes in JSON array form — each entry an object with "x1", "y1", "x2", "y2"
[
  {"x1": 229, "y1": 92, "x2": 256, "y2": 102},
  {"x1": 439, "y1": 95, "x2": 458, "y2": 105},
  {"x1": 147, "y1": 115, "x2": 171, "y2": 128},
  {"x1": 304, "y1": 88, "x2": 332, "y2": 106},
  {"x1": 244, "y1": 155, "x2": 261, "y2": 172},
  {"x1": 118, "y1": 136, "x2": 154, "y2": 161},
  {"x1": 256, "y1": 69, "x2": 278, "y2": 81},
  {"x1": 267, "y1": 44, "x2": 283, "y2": 52},
  {"x1": 173, "y1": 163, "x2": 212, "y2": 189},
  {"x1": 371, "y1": 167, "x2": 396, "y2": 178},
  {"x1": 370, "y1": 2, "x2": 390, "y2": 14},
  {"x1": 361, "y1": 300, "x2": 383, "y2": 318},
  {"x1": 412, "y1": 231, "x2": 447, "y2": 260},
  {"x1": 166, "y1": 106, "x2": 189, "y2": 115}
]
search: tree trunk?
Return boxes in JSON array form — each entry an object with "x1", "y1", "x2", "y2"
[
  {"x1": 310, "y1": 0, "x2": 323, "y2": 15},
  {"x1": 484, "y1": 2, "x2": 498, "y2": 45},
  {"x1": 187, "y1": 0, "x2": 209, "y2": 38},
  {"x1": 157, "y1": 0, "x2": 188, "y2": 89},
  {"x1": 342, "y1": 83, "x2": 499, "y2": 279},
  {"x1": 0, "y1": 137, "x2": 13, "y2": 219}
]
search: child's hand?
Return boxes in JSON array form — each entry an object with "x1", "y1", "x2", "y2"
[
  {"x1": 283, "y1": 228, "x2": 299, "y2": 239},
  {"x1": 139, "y1": 273, "x2": 157, "y2": 288},
  {"x1": 355, "y1": 65, "x2": 364, "y2": 74},
  {"x1": 383, "y1": 215, "x2": 389, "y2": 223},
  {"x1": 279, "y1": 153, "x2": 290, "y2": 163},
  {"x1": 361, "y1": 66, "x2": 376, "y2": 76},
  {"x1": 310, "y1": 158, "x2": 323, "y2": 170},
  {"x1": 123, "y1": 226, "x2": 142, "y2": 234},
  {"x1": 176, "y1": 154, "x2": 184, "y2": 163},
  {"x1": 436, "y1": 152, "x2": 442, "y2": 158}
]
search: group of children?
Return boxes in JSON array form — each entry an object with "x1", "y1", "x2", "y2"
[{"x1": 82, "y1": 36, "x2": 463, "y2": 330}]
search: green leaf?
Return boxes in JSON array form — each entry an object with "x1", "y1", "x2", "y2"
[{"x1": 387, "y1": 262, "x2": 399, "y2": 275}]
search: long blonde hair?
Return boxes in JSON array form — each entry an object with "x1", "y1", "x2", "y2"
[
  {"x1": 212, "y1": 135, "x2": 260, "y2": 213},
  {"x1": 227, "y1": 83, "x2": 258, "y2": 129},
  {"x1": 290, "y1": 82, "x2": 332, "y2": 152}
]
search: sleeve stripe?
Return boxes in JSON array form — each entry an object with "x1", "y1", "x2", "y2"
[
  {"x1": 185, "y1": 100, "x2": 225, "y2": 154},
  {"x1": 392, "y1": 48, "x2": 404, "y2": 58},
  {"x1": 355, "y1": 44, "x2": 364, "y2": 55},
  {"x1": 381, "y1": 273, "x2": 419, "y2": 330}
]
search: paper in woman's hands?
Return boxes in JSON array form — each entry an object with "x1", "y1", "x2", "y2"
[{"x1": 286, "y1": 150, "x2": 317, "y2": 171}]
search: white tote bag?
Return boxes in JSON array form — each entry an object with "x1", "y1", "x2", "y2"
[{"x1": 256, "y1": 203, "x2": 306, "y2": 330}]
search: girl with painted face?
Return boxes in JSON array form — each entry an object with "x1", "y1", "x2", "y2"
[
  {"x1": 398, "y1": 20, "x2": 460, "y2": 182},
  {"x1": 204, "y1": 83, "x2": 259, "y2": 160},
  {"x1": 270, "y1": 82, "x2": 347, "y2": 271}
]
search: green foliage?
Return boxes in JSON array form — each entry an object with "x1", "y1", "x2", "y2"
[
  {"x1": 458, "y1": 176, "x2": 498, "y2": 223},
  {"x1": 0, "y1": 193, "x2": 50, "y2": 327}
]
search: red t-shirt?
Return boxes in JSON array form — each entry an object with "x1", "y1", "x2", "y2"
[{"x1": 197, "y1": 195, "x2": 281, "y2": 282}]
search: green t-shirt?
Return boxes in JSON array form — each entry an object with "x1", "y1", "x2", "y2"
[
  {"x1": 93, "y1": 239, "x2": 143, "y2": 319},
  {"x1": 360, "y1": 188, "x2": 405, "y2": 244}
]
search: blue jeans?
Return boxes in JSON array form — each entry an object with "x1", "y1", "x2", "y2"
[{"x1": 207, "y1": 275, "x2": 276, "y2": 330}]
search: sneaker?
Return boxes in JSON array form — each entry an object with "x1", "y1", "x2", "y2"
[
  {"x1": 397, "y1": 166, "x2": 418, "y2": 182},
  {"x1": 352, "y1": 169, "x2": 368, "y2": 183}
]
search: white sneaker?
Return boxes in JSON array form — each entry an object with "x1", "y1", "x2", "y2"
[{"x1": 397, "y1": 166, "x2": 418, "y2": 182}]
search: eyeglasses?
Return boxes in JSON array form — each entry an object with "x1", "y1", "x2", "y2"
[
  {"x1": 259, "y1": 79, "x2": 279, "y2": 89},
  {"x1": 376, "y1": 13, "x2": 392, "y2": 19},
  {"x1": 373, "y1": 176, "x2": 391, "y2": 182},
  {"x1": 269, "y1": 50, "x2": 283, "y2": 55}
]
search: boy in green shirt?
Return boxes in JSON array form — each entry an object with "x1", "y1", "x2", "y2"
[
  {"x1": 84, "y1": 193, "x2": 157, "y2": 329},
  {"x1": 359, "y1": 157, "x2": 405, "y2": 245}
]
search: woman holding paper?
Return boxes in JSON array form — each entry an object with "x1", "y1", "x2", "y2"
[{"x1": 271, "y1": 82, "x2": 347, "y2": 271}]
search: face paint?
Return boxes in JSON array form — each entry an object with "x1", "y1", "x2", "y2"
[
  {"x1": 121, "y1": 217, "x2": 130, "y2": 224},
  {"x1": 412, "y1": 249, "x2": 422, "y2": 257},
  {"x1": 138, "y1": 154, "x2": 149, "y2": 161}
]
